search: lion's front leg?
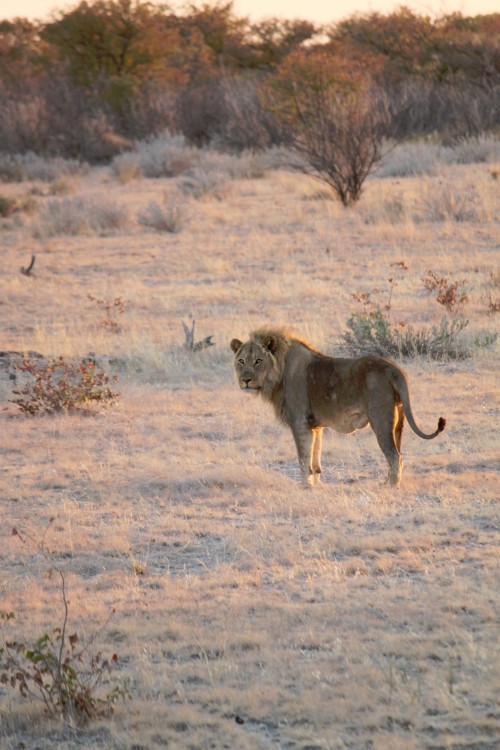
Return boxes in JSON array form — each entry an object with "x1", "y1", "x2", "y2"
[{"x1": 291, "y1": 422, "x2": 315, "y2": 488}]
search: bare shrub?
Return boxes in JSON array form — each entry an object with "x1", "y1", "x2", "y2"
[
  {"x1": 34, "y1": 197, "x2": 129, "y2": 237},
  {"x1": 197, "y1": 147, "x2": 292, "y2": 181},
  {"x1": 386, "y1": 81, "x2": 500, "y2": 142},
  {"x1": 418, "y1": 182, "x2": 486, "y2": 222},
  {"x1": 377, "y1": 142, "x2": 441, "y2": 178},
  {"x1": 288, "y1": 87, "x2": 391, "y2": 206},
  {"x1": 137, "y1": 192, "x2": 188, "y2": 233},
  {"x1": 110, "y1": 152, "x2": 142, "y2": 183},
  {"x1": 178, "y1": 167, "x2": 228, "y2": 200},
  {"x1": 209, "y1": 77, "x2": 285, "y2": 151},
  {"x1": 0, "y1": 153, "x2": 88, "y2": 183},
  {"x1": 134, "y1": 131, "x2": 198, "y2": 178},
  {"x1": 442, "y1": 135, "x2": 500, "y2": 165},
  {"x1": 119, "y1": 84, "x2": 178, "y2": 141},
  {"x1": 0, "y1": 90, "x2": 50, "y2": 155}
]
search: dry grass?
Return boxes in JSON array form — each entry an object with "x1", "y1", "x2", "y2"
[{"x1": 0, "y1": 151, "x2": 499, "y2": 749}]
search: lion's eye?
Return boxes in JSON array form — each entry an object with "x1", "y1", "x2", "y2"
[
  {"x1": 238, "y1": 359, "x2": 244, "y2": 365},
  {"x1": 254, "y1": 358, "x2": 262, "y2": 365}
]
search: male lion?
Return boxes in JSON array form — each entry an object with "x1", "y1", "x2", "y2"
[{"x1": 230, "y1": 327, "x2": 445, "y2": 488}]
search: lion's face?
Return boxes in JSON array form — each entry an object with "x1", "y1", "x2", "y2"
[
  {"x1": 230, "y1": 335, "x2": 284, "y2": 396},
  {"x1": 230, "y1": 341, "x2": 270, "y2": 391}
]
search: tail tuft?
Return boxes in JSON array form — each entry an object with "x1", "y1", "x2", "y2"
[{"x1": 437, "y1": 417, "x2": 446, "y2": 433}]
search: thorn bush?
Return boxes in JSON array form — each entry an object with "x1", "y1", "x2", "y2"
[{"x1": 11, "y1": 356, "x2": 119, "y2": 415}]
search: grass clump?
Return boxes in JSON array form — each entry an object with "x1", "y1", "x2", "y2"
[
  {"x1": 110, "y1": 152, "x2": 143, "y2": 183},
  {"x1": 418, "y1": 182, "x2": 485, "y2": 222},
  {"x1": 0, "y1": 153, "x2": 88, "y2": 183},
  {"x1": 11, "y1": 356, "x2": 119, "y2": 415},
  {"x1": 137, "y1": 192, "x2": 188, "y2": 232},
  {"x1": 178, "y1": 167, "x2": 228, "y2": 200},
  {"x1": 133, "y1": 130, "x2": 198, "y2": 178},
  {"x1": 34, "y1": 196, "x2": 129, "y2": 237}
]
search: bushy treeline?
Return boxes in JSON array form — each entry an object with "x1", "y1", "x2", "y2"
[{"x1": 0, "y1": 1, "x2": 499, "y2": 160}]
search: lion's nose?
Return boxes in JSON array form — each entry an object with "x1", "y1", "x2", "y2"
[{"x1": 241, "y1": 376, "x2": 252, "y2": 385}]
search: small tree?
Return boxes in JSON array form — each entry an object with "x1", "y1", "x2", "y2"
[
  {"x1": 270, "y1": 50, "x2": 392, "y2": 206},
  {"x1": 294, "y1": 88, "x2": 391, "y2": 206}
]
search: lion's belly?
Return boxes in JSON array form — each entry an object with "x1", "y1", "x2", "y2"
[{"x1": 316, "y1": 405, "x2": 369, "y2": 434}]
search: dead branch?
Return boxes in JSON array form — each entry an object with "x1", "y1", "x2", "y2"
[
  {"x1": 181, "y1": 319, "x2": 215, "y2": 351},
  {"x1": 20, "y1": 255, "x2": 36, "y2": 277}
]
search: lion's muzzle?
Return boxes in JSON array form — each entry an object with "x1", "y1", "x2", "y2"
[{"x1": 239, "y1": 380, "x2": 260, "y2": 391}]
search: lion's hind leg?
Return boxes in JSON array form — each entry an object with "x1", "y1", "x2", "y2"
[
  {"x1": 369, "y1": 403, "x2": 403, "y2": 488},
  {"x1": 311, "y1": 428, "x2": 324, "y2": 485},
  {"x1": 394, "y1": 403, "x2": 404, "y2": 454}
]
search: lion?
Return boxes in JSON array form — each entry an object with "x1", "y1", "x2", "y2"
[{"x1": 230, "y1": 327, "x2": 446, "y2": 488}]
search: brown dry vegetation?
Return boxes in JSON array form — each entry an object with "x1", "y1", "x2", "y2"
[{"x1": 0, "y1": 149, "x2": 499, "y2": 749}]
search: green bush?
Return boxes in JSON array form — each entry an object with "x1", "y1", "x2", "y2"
[{"x1": 344, "y1": 309, "x2": 474, "y2": 360}]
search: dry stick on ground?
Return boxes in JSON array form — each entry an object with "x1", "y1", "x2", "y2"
[
  {"x1": 20, "y1": 255, "x2": 35, "y2": 276},
  {"x1": 181, "y1": 319, "x2": 215, "y2": 351}
]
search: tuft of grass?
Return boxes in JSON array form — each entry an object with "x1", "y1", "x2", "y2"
[
  {"x1": 49, "y1": 175, "x2": 78, "y2": 196},
  {"x1": 132, "y1": 131, "x2": 198, "y2": 178},
  {"x1": 442, "y1": 135, "x2": 500, "y2": 165},
  {"x1": 0, "y1": 153, "x2": 88, "y2": 183},
  {"x1": 34, "y1": 196, "x2": 129, "y2": 237},
  {"x1": 418, "y1": 182, "x2": 486, "y2": 222},
  {"x1": 110, "y1": 152, "x2": 143, "y2": 183},
  {"x1": 178, "y1": 167, "x2": 228, "y2": 200},
  {"x1": 137, "y1": 192, "x2": 188, "y2": 233},
  {"x1": 377, "y1": 142, "x2": 441, "y2": 178}
]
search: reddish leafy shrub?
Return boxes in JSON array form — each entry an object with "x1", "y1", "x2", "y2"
[{"x1": 11, "y1": 356, "x2": 119, "y2": 415}]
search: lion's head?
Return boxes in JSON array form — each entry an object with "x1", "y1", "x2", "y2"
[{"x1": 230, "y1": 328, "x2": 292, "y2": 402}]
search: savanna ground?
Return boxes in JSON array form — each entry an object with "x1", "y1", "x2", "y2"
[{"x1": 0, "y1": 144, "x2": 499, "y2": 749}]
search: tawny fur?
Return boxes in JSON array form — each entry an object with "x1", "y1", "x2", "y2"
[{"x1": 230, "y1": 327, "x2": 446, "y2": 488}]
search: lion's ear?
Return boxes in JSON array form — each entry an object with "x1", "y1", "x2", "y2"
[
  {"x1": 230, "y1": 338, "x2": 243, "y2": 353},
  {"x1": 263, "y1": 336, "x2": 278, "y2": 355}
]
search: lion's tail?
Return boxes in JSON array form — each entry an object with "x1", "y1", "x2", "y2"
[{"x1": 391, "y1": 371, "x2": 446, "y2": 440}]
